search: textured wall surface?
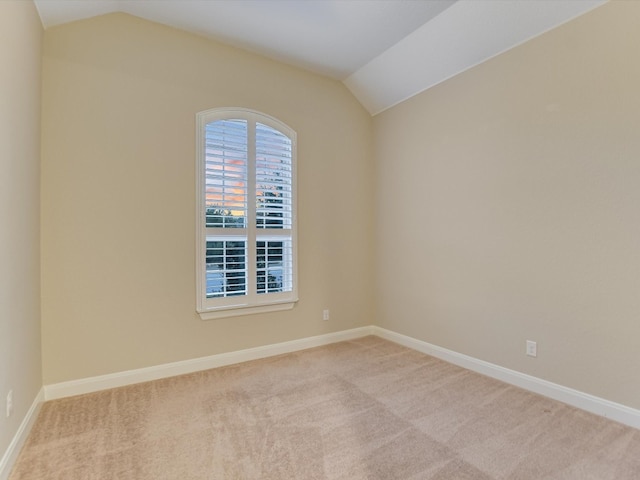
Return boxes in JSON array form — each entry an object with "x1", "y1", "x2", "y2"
[
  {"x1": 0, "y1": 0, "x2": 43, "y2": 461},
  {"x1": 41, "y1": 13, "x2": 374, "y2": 384},
  {"x1": 374, "y1": 1, "x2": 640, "y2": 409}
]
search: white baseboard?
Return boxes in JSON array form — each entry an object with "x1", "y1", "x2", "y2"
[
  {"x1": 0, "y1": 387, "x2": 44, "y2": 480},
  {"x1": 44, "y1": 326, "x2": 375, "y2": 401},
  {"x1": 42, "y1": 324, "x2": 640, "y2": 432},
  {"x1": 372, "y1": 326, "x2": 640, "y2": 430}
]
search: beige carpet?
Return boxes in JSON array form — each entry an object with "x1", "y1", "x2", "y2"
[{"x1": 10, "y1": 336, "x2": 640, "y2": 479}]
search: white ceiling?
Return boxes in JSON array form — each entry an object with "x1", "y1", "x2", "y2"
[{"x1": 33, "y1": 0, "x2": 608, "y2": 115}]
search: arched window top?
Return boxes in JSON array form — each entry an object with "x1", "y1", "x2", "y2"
[{"x1": 198, "y1": 107, "x2": 296, "y2": 142}]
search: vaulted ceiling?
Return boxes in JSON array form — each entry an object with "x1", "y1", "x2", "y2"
[{"x1": 33, "y1": 0, "x2": 607, "y2": 115}]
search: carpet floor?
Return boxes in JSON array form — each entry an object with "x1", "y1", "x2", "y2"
[{"x1": 9, "y1": 336, "x2": 640, "y2": 479}]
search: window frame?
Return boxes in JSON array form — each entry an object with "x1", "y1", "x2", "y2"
[{"x1": 195, "y1": 107, "x2": 298, "y2": 320}]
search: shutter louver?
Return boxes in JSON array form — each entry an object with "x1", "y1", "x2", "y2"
[
  {"x1": 257, "y1": 239, "x2": 293, "y2": 294},
  {"x1": 205, "y1": 119, "x2": 248, "y2": 228},
  {"x1": 256, "y1": 123, "x2": 292, "y2": 229},
  {"x1": 206, "y1": 239, "x2": 247, "y2": 298}
]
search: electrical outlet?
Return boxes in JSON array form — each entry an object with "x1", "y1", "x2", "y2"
[
  {"x1": 526, "y1": 340, "x2": 537, "y2": 358},
  {"x1": 322, "y1": 309, "x2": 330, "y2": 321},
  {"x1": 6, "y1": 390, "x2": 13, "y2": 418}
]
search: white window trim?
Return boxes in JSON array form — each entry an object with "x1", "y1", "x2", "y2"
[{"x1": 195, "y1": 107, "x2": 298, "y2": 320}]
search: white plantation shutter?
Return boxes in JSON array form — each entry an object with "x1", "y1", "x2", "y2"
[
  {"x1": 255, "y1": 122, "x2": 293, "y2": 296},
  {"x1": 205, "y1": 119, "x2": 247, "y2": 228},
  {"x1": 256, "y1": 122, "x2": 292, "y2": 229},
  {"x1": 257, "y1": 238, "x2": 292, "y2": 294},
  {"x1": 205, "y1": 239, "x2": 247, "y2": 298},
  {"x1": 196, "y1": 108, "x2": 297, "y2": 319}
]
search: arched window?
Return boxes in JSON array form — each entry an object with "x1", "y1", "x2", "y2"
[{"x1": 196, "y1": 108, "x2": 297, "y2": 319}]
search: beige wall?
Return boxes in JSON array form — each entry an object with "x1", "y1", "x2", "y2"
[
  {"x1": 0, "y1": 0, "x2": 43, "y2": 458},
  {"x1": 41, "y1": 13, "x2": 374, "y2": 384},
  {"x1": 38, "y1": 1, "x2": 640, "y2": 413},
  {"x1": 374, "y1": 1, "x2": 640, "y2": 409}
]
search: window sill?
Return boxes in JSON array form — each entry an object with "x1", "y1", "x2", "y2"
[{"x1": 197, "y1": 299, "x2": 297, "y2": 320}]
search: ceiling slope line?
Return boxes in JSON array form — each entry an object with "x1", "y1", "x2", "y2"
[{"x1": 344, "y1": 0, "x2": 608, "y2": 116}]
